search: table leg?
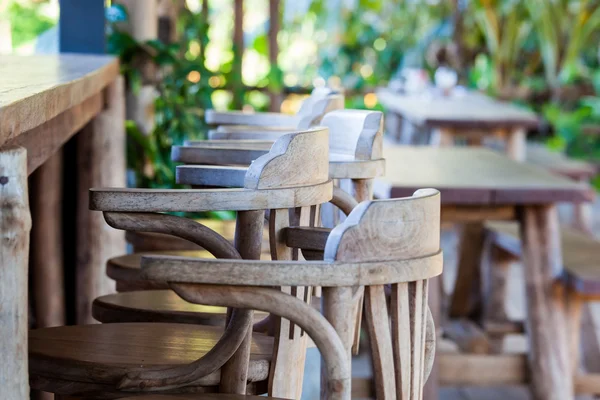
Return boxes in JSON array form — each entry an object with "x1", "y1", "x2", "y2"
[
  {"x1": 506, "y1": 127, "x2": 526, "y2": 162},
  {"x1": 30, "y1": 150, "x2": 65, "y2": 328},
  {"x1": 76, "y1": 77, "x2": 126, "y2": 324},
  {"x1": 430, "y1": 128, "x2": 454, "y2": 147},
  {"x1": 519, "y1": 204, "x2": 573, "y2": 400},
  {"x1": 449, "y1": 222, "x2": 485, "y2": 319},
  {"x1": 0, "y1": 146, "x2": 32, "y2": 399}
]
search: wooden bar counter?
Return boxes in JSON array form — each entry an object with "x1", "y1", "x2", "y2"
[{"x1": 0, "y1": 54, "x2": 125, "y2": 399}]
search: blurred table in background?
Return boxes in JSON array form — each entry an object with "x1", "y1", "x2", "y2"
[
  {"x1": 377, "y1": 87, "x2": 539, "y2": 161},
  {"x1": 376, "y1": 145, "x2": 593, "y2": 400}
]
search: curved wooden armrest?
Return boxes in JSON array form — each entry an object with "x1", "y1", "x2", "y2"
[
  {"x1": 171, "y1": 145, "x2": 269, "y2": 165},
  {"x1": 90, "y1": 180, "x2": 332, "y2": 212},
  {"x1": 284, "y1": 226, "x2": 331, "y2": 251},
  {"x1": 141, "y1": 250, "x2": 443, "y2": 286},
  {"x1": 206, "y1": 109, "x2": 300, "y2": 127}
]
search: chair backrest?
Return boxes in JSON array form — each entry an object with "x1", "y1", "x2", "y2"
[
  {"x1": 324, "y1": 189, "x2": 440, "y2": 400},
  {"x1": 296, "y1": 88, "x2": 345, "y2": 129},
  {"x1": 244, "y1": 126, "x2": 329, "y2": 190},
  {"x1": 321, "y1": 109, "x2": 384, "y2": 161}
]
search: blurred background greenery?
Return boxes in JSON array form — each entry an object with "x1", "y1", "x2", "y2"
[{"x1": 2, "y1": 0, "x2": 599, "y2": 189}]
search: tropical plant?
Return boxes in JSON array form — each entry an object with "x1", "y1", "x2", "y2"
[{"x1": 524, "y1": 0, "x2": 600, "y2": 99}]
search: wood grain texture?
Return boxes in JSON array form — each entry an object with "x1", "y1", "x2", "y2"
[
  {"x1": 90, "y1": 181, "x2": 333, "y2": 213},
  {"x1": 4, "y1": 92, "x2": 103, "y2": 174},
  {"x1": 0, "y1": 54, "x2": 119, "y2": 148},
  {"x1": 519, "y1": 205, "x2": 573, "y2": 400},
  {"x1": 325, "y1": 188, "x2": 440, "y2": 262},
  {"x1": 76, "y1": 77, "x2": 126, "y2": 324},
  {"x1": 0, "y1": 146, "x2": 31, "y2": 399},
  {"x1": 170, "y1": 284, "x2": 350, "y2": 400},
  {"x1": 29, "y1": 323, "x2": 273, "y2": 388},
  {"x1": 376, "y1": 88, "x2": 539, "y2": 130},
  {"x1": 141, "y1": 251, "x2": 442, "y2": 287},
  {"x1": 375, "y1": 146, "x2": 594, "y2": 204},
  {"x1": 93, "y1": 289, "x2": 268, "y2": 325},
  {"x1": 30, "y1": 150, "x2": 65, "y2": 328}
]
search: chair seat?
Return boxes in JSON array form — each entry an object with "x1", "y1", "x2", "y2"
[
  {"x1": 29, "y1": 323, "x2": 273, "y2": 394},
  {"x1": 120, "y1": 394, "x2": 284, "y2": 399},
  {"x1": 108, "y1": 251, "x2": 216, "y2": 291},
  {"x1": 93, "y1": 290, "x2": 268, "y2": 326}
]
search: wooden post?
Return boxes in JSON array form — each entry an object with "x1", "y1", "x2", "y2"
[
  {"x1": 268, "y1": 0, "x2": 281, "y2": 112},
  {"x1": 232, "y1": 0, "x2": 244, "y2": 109},
  {"x1": 506, "y1": 127, "x2": 526, "y2": 162},
  {"x1": 430, "y1": 127, "x2": 454, "y2": 147},
  {"x1": 449, "y1": 222, "x2": 485, "y2": 319},
  {"x1": 0, "y1": 146, "x2": 32, "y2": 399},
  {"x1": 220, "y1": 209, "x2": 264, "y2": 393},
  {"x1": 76, "y1": 78, "x2": 127, "y2": 324},
  {"x1": 519, "y1": 204, "x2": 573, "y2": 400},
  {"x1": 481, "y1": 235, "x2": 513, "y2": 323},
  {"x1": 115, "y1": 0, "x2": 158, "y2": 135},
  {"x1": 30, "y1": 150, "x2": 65, "y2": 328}
]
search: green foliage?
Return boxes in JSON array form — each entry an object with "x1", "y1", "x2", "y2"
[
  {"x1": 7, "y1": 1, "x2": 56, "y2": 48},
  {"x1": 107, "y1": 4, "x2": 213, "y2": 190}
]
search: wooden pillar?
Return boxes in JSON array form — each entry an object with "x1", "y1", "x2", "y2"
[
  {"x1": 519, "y1": 204, "x2": 573, "y2": 400},
  {"x1": 0, "y1": 146, "x2": 32, "y2": 399},
  {"x1": 76, "y1": 78, "x2": 127, "y2": 324},
  {"x1": 506, "y1": 127, "x2": 526, "y2": 162},
  {"x1": 232, "y1": 0, "x2": 244, "y2": 109},
  {"x1": 268, "y1": 0, "x2": 282, "y2": 112},
  {"x1": 30, "y1": 150, "x2": 65, "y2": 328},
  {"x1": 449, "y1": 222, "x2": 485, "y2": 319},
  {"x1": 481, "y1": 235, "x2": 513, "y2": 323},
  {"x1": 115, "y1": 0, "x2": 158, "y2": 135},
  {"x1": 220, "y1": 209, "x2": 264, "y2": 393},
  {"x1": 430, "y1": 127, "x2": 454, "y2": 147}
]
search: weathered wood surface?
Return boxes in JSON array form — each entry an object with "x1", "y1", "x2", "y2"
[
  {"x1": 375, "y1": 147, "x2": 593, "y2": 204},
  {"x1": 526, "y1": 143, "x2": 597, "y2": 181},
  {"x1": 376, "y1": 88, "x2": 539, "y2": 130},
  {"x1": 30, "y1": 151, "x2": 65, "y2": 328},
  {"x1": 0, "y1": 54, "x2": 119, "y2": 149},
  {"x1": 76, "y1": 77, "x2": 126, "y2": 324},
  {"x1": 0, "y1": 146, "x2": 32, "y2": 399}
]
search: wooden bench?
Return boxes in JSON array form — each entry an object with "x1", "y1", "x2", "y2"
[{"x1": 483, "y1": 221, "x2": 600, "y2": 394}]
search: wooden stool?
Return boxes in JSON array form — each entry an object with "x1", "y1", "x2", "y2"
[
  {"x1": 120, "y1": 190, "x2": 442, "y2": 400},
  {"x1": 29, "y1": 127, "x2": 332, "y2": 399}
]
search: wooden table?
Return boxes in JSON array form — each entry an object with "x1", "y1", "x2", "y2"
[
  {"x1": 0, "y1": 54, "x2": 125, "y2": 399},
  {"x1": 377, "y1": 88, "x2": 539, "y2": 161},
  {"x1": 375, "y1": 146, "x2": 594, "y2": 400}
]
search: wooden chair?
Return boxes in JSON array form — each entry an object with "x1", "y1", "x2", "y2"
[
  {"x1": 120, "y1": 189, "x2": 443, "y2": 400},
  {"x1": 94, "y1": 110, "x2": 384, "y2": 356},
  {"x1": 206, "y1": 87, "x2": 344, "y2": 138},
  {"x1": 29, "y1": 127, "x2": 332, "y2": 399}
]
